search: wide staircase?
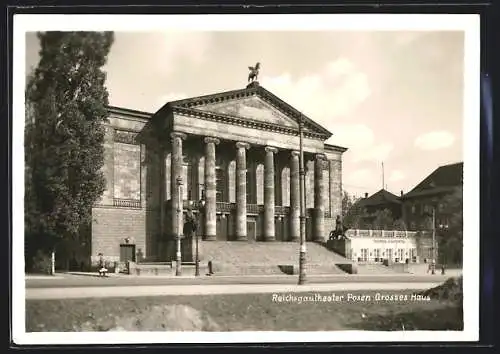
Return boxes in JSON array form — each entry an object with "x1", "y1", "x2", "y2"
[{"x1": 198, "y1": 241, "x2": 352, "y2": 275}]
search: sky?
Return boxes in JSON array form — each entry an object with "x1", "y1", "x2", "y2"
[{"x1": 25, "y1": 29, "x2": 465, "y2": 198}]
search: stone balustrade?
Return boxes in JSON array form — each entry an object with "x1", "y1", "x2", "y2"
[{"x1": 345, "y1": 229, "x2": 422, "y2": 238}]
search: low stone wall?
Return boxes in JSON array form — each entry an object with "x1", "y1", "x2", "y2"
[
  {"x1": 336, "y1": 263, "x2": 358, "y2": 274},
  {"x1": 325, "y1": 239, "x2": 348, "y2": 257},
  {"x1": 126, "y1": 261, "x2": 208, "y2": 276}
]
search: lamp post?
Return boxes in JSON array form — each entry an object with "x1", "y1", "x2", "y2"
[
  {"x1": 176, "y1": 176, "x2": 183, "y2": 276},
  {"x1": 196, "y1": 191, "x2": 205, "y2": 277},
  {"x1": 298, "y1": 114, "x2": 307, "y2": 285}
]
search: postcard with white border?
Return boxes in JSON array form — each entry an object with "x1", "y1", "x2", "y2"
[{"x1": 13, "y1": 13, "x2": 479, "y2": 345}]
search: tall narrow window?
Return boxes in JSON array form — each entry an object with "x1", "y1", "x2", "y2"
[
  {"x1": 228, "y1": 160, "x2": 236, "y2": 203},
  {"x1": 246, "y1": 165, "x2": 254, "y2": 204},
  {"x1": 256, "y1": 164, "x2": 264, "y2": 205},
  {"x1": 215, "y1": 167, "x2": 225, "y2": 202},
  {"x1": 281, "y1": 167, "x2": 290, "y2": 207}
]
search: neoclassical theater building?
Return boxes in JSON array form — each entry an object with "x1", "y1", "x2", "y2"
[{"x1": 89, "y1": 82, "x2": 347, "y2": 265}]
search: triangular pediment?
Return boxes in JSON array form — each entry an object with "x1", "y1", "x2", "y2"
[
  {"x1": 168, "y1": 85, "x2": 332, "y2": 137},
  {"x1": 195, "y1": 95, "x2": 299, "y2": 129}
]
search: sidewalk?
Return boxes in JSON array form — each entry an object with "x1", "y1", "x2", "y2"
[
  {"x1": 26, "y1": 281, "x2": 444, "y2": 300},
  {"x1": 25, "y1": 275, "x2": 65, "y2": 280}
]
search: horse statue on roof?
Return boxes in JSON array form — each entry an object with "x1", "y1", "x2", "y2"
[{"x1": 248, "y1": 62, "x2": 260, "y2": 83}]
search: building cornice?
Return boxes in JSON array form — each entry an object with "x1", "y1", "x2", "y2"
[
  {"x1": 171, "y1": 105, "x2": 329, "y2": 140},
  {"x1": 324, "y1": 143, "x2": 348, "y2": 153},
  {"x1": 168, "y1": 85, "x2": 332, "y2": 138},
  {"x1": 107, "y1": 105, "x2": 152, "y2": 122}
]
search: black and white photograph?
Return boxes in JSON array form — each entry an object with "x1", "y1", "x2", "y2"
[{"x1": 13, "y1": 14, "x2": 480, "y2": 344}]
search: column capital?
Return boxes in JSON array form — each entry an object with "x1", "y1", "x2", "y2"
[
  {"x1": 291, "y1": 150, "x2": 300, "y2": 157},
  {"x1": 265, "y1": 146, "x2": 278, "y2": 154},
  {"x1": 204, "y1": 137, "x2": 220, "y2": 145},
  {"x1": 236, "y1": 142, "x2": 251, "y2": 150},
  {"x1": 170, "y1": 132, "x2": 187, "y2": 141}
]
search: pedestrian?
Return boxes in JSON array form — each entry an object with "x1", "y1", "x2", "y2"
[{"x1": 98, "y1": 253, "x2": 108, "y2": 277}]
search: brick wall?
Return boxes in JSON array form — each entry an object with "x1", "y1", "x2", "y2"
[{"x1": 91, "y1": 206, "x2": 160, "y2": 264}]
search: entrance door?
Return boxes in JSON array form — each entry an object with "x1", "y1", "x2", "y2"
[
  {"x1": 247, "y1": 220, "x2": 256, "y2": 242},
  {"x1": 216, "y1": 215, "x2": 228, "y2": 240},
  {"x1": 275, "y1": 218, "x2": 283, "y2": 241},
  {"x1": 120, "y1": 244, "x2": 136, "y2": 263},
  {"x1": 386, "y1": 248, "x2": 393, "y2": 262}
]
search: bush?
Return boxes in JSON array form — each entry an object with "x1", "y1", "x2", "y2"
[
  {"x1": 31, "y1": 250, "x2": 52, "y2": 274},
  {"x1": 418, "y1": 276, "x2": 463, "y2": 307}
]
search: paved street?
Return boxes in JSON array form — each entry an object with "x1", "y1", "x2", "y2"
[
  {"x1": 25, "y1": 281, "x2": 443, "y2": 300},
  {"x1": 26, "y1": 274, "x2": 458, "y2": 288},
  {"x1": 25, "y1": 272, "x2": 457, "y2": 289}
]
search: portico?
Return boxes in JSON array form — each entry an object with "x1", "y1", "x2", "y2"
[{"x1": 140, "y1": 82, "x2": 347, "y2": 261}]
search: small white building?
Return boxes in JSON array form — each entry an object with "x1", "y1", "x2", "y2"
[{"x1": 329, "y1": 229, "x2": 436, "y2": 264}]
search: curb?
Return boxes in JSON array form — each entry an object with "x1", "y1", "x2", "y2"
[{"x1": 64, "y1": 272, "x2": 122, "y2": 278}]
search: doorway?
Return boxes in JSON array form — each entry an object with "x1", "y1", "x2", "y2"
[
  {"x1": 120, "y1": 244, "x2": 136, "y2": 263},
  {"x1": 247, "y1": 220, "x2": 256, "y2": 242}
]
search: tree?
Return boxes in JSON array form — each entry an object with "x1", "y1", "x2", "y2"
[
  {"x1": 392, "y1": 218, "x2": 407, "y2": 231},
  {"x1": 437, "y1": 187, "x2": 463, "y2": 265},
  {"x1": 341, "y1": 190, "x2": 357, "y2": 219},
  {"x1": 25, "y1": 32, "x2": 114, "y2": 268},
  {"x1": 342, "y1": 191, "x2": 360, "y2": 228},
  {"x1": 372, "y1": 208, "x2": 394, "y2": 230}
]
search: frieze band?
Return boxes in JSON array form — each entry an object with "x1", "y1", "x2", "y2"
[{"x1": 113, "y1": 130, "x2": 139, "y2": 145}]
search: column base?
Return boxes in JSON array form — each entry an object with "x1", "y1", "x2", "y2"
[
  {"x1": 235, "y1": 236, "x2": 248, "y2": 241},
  {"x1": 204, "y1": 235, "x2": 217, "y2": 241},
  {"x1": 264, "y1": 237, "x2": 276, "y2": 242},
  {"x1": 290, "y1": 236, "x2": 300, "y2": 242}
]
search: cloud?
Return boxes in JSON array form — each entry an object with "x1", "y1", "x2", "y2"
[
  {"x1": 414, "y1": 130, "x2": 455, "y2": 151},
  {"x1": 260, "y1": 57, "x2": 371, "y2": 126},
  {"x1": 325, "y1": 123, "x2": 394, "y2": 163},
  {"x1": 343, "y1": 167, "x2": 382, "y2": 197},
  {"x1": 329, "y1": 124, "x2": 375, "y2": 149},
  {"x1": 354, "y1": 142, "x2": 394, "y2": 163},
  {"x1": 110, "y1": 32, "x2": 213, "y2": 79},
  {"x1": 389, "y1": 170, "x2": 405, "y2": 182},
  {"x1": 326, "y1": 58, "x2": 355, "y2": 77},
  {"x1": 348, "y1": 168, "x2": 374, "y2": 186}
]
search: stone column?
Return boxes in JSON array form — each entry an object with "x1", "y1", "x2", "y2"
[
  {"x1": 236, "y1": 142, "x2": 250, "y2": 241},
  {"x1": 314, "y1": 154, "x2": 326, "y2": 242},
  {"x1": 204, "y1": 137, "x2": 219, "y2": 241},
  {"x1": 264, "y1": 146, "x2": 278, "y2": 241},
  {"x1": 289, "y1": 151, "x2": 300, "y2": 242},
  {"x1": 329, "y1": 159, "x2": 342, "y2": 220},
  {"x1": 170, "y1": 132, "x2": 186, "y2": 239}
]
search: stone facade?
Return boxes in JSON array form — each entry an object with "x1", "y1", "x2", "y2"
[{"x1": 87, "y1": 83, "x2": 347, "y2": 266}]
